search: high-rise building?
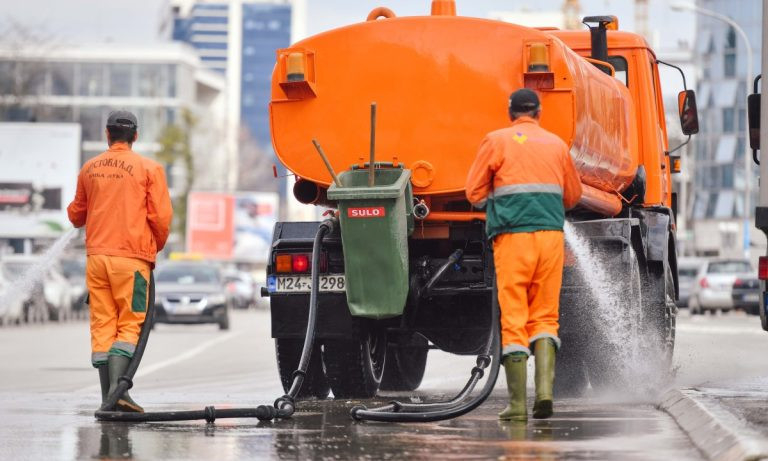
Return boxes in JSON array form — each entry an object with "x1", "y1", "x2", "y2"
[
  {"x1": 166, "y1": 0, "x2": 305, "y2": 152},
  {"x1": 690, "y1": 0, "x2": 762, "y2": 257}
]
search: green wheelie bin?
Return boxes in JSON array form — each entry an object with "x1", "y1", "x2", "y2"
[{"x1": 327, "y1": 166, "x2": 413, "y2": 319}]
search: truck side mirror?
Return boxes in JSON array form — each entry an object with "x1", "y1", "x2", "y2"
[
  {"x1": 748, "y1": 92, "x2": 760, "y2": 150},
  {"x1": 678, "y1": 90, "x2": 699, "y2": 136}
]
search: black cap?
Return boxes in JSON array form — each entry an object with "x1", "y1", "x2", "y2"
[
  {"x1": 106, "y1": 110, "x2": 138, "y2": 129},
  {"x1": 509, "y1": 89, "x2": 540, "y2": 113}
]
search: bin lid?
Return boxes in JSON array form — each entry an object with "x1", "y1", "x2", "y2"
[{"x1": 327, "y1": 168, "x2": 411, "y2": 200}]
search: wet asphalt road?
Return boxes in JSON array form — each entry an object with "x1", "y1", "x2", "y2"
[{"x1": 0, "y1": 308, "x2": 766, "y2": 460}]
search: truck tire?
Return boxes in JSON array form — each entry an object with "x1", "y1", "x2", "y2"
[
  {"x1": 275, "y1": 338, "x2": 330, "y2": 400},
  {"x1": 380, "y1": 334, "x2": 428, "y2": 392},
  {"x1": 323, "y1": 323, "x2": 386, "y2": 398},
  {"x1": 642, "y1": 264, "x2": 676, "y2": 377}
]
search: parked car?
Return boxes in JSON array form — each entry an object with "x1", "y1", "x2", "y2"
[
  {"x1": 0, "y1": 255, "x2": 74, "y2": 322},
  {"x1": 732, "y1": 277, "x2": 761, "y2": 316},
  {"x1": 0, "y1": 268, "x2": 24, "y2": 326},
  {"x1": 689, "y1": 259, "x2": 753, "y2": 315},
  {"x1": 677, "y1": 257, "x2": 707, "y2": 308},
  {"x1": 153, "y1": 261, "x2": 232, "y2": 330},
  {"x1": 60, "y1": 256, "x2": 88, "y2": 319},
  {"x1": 223, "y1": 270, "x2": 257, "y2": 309}
]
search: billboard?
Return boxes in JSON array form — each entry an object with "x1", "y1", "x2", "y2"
[
  {"x1": 187, "y1": 191, "x2": 278, "y2": 263},
  {"x1": 0, "y1": 123, "x2": 81, "y2": 238}
]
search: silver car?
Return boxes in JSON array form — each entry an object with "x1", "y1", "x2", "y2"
[
  {"x1": 689, "y1": 259, "x2": 753, "y2": 315},
  {"x1": 153, "y1": 262, "x2": 232, "y2": 330},
  {"x1": 677, "y1": 257, "x2": 707, "y2": 308}
]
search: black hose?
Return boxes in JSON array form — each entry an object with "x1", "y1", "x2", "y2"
[
  {"x1": 95, "y1": 218, "x2": 336, "y2": 423},
  {"x1": 349, "y1": 279, "x2": 501, "y2": 423}
]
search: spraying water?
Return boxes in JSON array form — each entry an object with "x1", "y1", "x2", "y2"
[
  {"x1": 563, "y1": 221, "x2": 667, "y2": 399},
  {"x1": 0, "y1": 229, "x2": 78, "y2": 316}
]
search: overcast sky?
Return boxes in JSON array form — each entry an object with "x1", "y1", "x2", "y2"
[{"x1": 0, "y1": 0, "x2": 694, "y2": 51}]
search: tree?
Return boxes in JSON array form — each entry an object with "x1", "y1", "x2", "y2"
[
  {"x1": 237, "y1": 126, "x2": 280, "y2": 193},
  {"x1": 0, "y1": 19, "x2": 57, "y2": 121},
  {"x1": 156, "y1": 109, "x2": 197, "y2": 246}
]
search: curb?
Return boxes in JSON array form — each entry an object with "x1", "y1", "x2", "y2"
[{"x1": 659, "y1": 389, "x2": 768, "y2": 461}]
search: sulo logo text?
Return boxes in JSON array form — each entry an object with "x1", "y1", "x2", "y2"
[{"x1": 347, "y1": 207, "x2": 386, "y2": 218}]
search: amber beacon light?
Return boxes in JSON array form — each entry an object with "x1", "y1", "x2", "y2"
[
  {"x1": 528, "y1": 42, "x2": 550, "y2": 72},
  {"x1": 286, "y1": 52, "x2": 305, "y2": 82}
]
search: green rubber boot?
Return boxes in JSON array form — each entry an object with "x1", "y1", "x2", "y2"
[
  {"x1": 498, "y1": 352, "x2": 528, "y2": 421},
  {"x1": 107, "y1": 355, "x2": 144, "y2": 413},
  {"x1": 97, "y1": 364, "x2": 110, "y2": 405},
  {"x1": 533, "y1": 339, "x2": 556, "y2": 419}
]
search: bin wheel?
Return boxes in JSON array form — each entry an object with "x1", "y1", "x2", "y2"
[
  {"x1": 275, "y1": 338, "x2": 330, "y2": 400},
  {"x1": 323, "y1": 323, "x2": 386, "y2": 398},
  {"x1": 380, "y1": 334, "x2": 428, "y2": 391}
]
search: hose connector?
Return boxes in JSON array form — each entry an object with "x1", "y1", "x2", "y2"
[
  {"x1": 319, "y1": 216, "x2": 339, "y2": 234},
  {"x1": 350, "y1": 405, "x2": 368, "y2": 421},
  {"x1": 413, "y1": 200, "x2": 430, "y2": 220}
]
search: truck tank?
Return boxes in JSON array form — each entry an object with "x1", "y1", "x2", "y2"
[{"x1": 270, "y1": 8, "x2": 638, "y2": 217}]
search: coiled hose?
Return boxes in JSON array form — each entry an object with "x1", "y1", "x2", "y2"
[
  {"x1": 349, "y1": 280, "x2": 501, "y2": 423},
  {"x1": 94, "y1": 218, "x2": 336, "y2": 423}
]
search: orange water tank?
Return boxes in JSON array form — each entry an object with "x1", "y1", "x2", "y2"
[{"x1": 270, "y1": 8, "x2": 638, "y2": 216}]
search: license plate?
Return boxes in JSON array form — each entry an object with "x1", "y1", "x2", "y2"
[
  {"x1": 745, "y1": 293, "x2": 760, "y2": 302},
  {"x1": 173, "y1": 305, "x2": 200, "y2": 314},
  {"x1": 268, "y1": 275, "x2": 345, "y2": 293}
]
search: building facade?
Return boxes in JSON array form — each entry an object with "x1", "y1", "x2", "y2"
[
  {"x1": 690, "y1": 0, "x2": 763, "y2": 258},
  {"x1": 0, "y1": 43, "x2": 232, "y2": 192}
]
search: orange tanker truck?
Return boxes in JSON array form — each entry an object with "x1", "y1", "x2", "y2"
[{"x1": 264, "y1": 1, "x2": 698, "y2": 398}]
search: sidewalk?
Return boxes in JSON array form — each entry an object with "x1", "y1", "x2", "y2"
[{"x1": 661, "y1": 380, "x2": 768, "y2": 461}]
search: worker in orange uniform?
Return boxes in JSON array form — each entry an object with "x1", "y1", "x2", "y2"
[
  {"x1": 466, "y1": 89, "x2": 582, "y2": 421},
  {"x1": 67, "y1": 111, "x2": 173, "y2": 413}
]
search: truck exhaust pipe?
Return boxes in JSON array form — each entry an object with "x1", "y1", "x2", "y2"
[
  {"x1": 293, "y1": 179, "x2": 329, "y2": 206},
  {"x1": 583, "y1": 16, "x2": 617, "y2": 70}
]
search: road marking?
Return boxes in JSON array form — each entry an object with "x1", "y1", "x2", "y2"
[
  {"x1": 75, "y1": 331, "x2": 243, "y2": 393},
  {"x1": 677, "y1": 323, "x2": 767, "y2": 336}
]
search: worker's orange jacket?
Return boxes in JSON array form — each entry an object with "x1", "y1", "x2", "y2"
[
  {"x1": 67, "y1": 142, "x2": 173, "y2": 264},
  {"x1": 465, "y1": 116, "x2": 583, "y2": 238}
]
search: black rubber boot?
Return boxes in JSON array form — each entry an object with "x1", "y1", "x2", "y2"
[
  {"x1": 498, "y1": 352, "x2": 528, "y2": 421},
  {"x1": 533, "y1": 339, "x2": 556, "y2": 419},
  {"x1": 107, "y1": 355, "x2": 144, "y2": 413},
  {"x1": 97, "y1": 364, "x2": 110, "y2": 405}
]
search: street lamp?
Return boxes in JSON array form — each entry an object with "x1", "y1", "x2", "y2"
[{"x1": 671, "y1": 1, "x2": 754, "y2": 257}]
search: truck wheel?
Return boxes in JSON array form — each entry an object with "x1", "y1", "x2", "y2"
[
  {"x1": 275, "y1": 338, "x2": 330, "y2": 400},
  {"x1": 323, "y1": 323, "x2": 386, "y2": 398},
  {"x1": 648, "y1": 265, "x2": 676, "y2": 372},
  {"x1": 380, "y1": 334, "x2": 428, "y2": 391}
]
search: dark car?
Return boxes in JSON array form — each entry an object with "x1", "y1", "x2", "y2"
[
  {"x1": 732, "y1": 277, "x2": 761, "y2": 316},
  {"x1": 153, "y1": 262, "x2": 232, "y2": 330}
]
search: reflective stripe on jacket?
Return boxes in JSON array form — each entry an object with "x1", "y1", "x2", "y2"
[
  {"x1": 465, "y1": 116, "x2": 582, "y2": 238},
  {"x1": 67, "y1": 143, "x2": 173, "y2": 264}
]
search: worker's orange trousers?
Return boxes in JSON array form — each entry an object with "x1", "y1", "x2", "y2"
[
  {"x1": 86, "y1": 255, "x2": 150, "y2": 367},
  {"x1": 493, "y1": 230, "x2": 564, "y2": 356}
]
